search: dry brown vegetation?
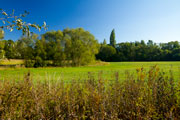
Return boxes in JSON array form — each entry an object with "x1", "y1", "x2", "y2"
[{"x1": 0, "y1": 65, "x2": 180, "y2": 119}]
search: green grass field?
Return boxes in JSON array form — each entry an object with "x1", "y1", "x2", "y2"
[{"x1": 0, "y1": 61, "x2": 180, "y2": 82}]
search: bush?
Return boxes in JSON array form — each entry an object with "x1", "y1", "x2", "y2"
[
  {"x1": 24, "y1": 59, "x2": 35, "y2": 67},
  {"x1": 0, "y1": 66, "x2": 180, "y2": 119},
  {"x1": 34, "y1": 56, "x2": 46, "y2": 67}
]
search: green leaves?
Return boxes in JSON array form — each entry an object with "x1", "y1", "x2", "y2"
[
  {"x1": 2, "y1": 21, "x2": 5, "y2": 24},
  {"x1": 2, "y1": 11, "x2": 8, "y2": 16},
  {"x1": 10, "y1": 28, "x2": 13, "y2": 32},
  {"x1": 0, "y1": 29, "x2": 4, "y2": 39}
]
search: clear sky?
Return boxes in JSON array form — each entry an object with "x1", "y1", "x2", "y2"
[{"x1": 1, "y1": 0, "x2": 180, "y2": 43}]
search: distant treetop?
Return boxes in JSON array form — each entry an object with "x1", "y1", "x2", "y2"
[{"x1": 110, "y1": 29, "x2": 116, "y2": 47}]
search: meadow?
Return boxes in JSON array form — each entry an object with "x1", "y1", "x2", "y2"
[
  {"x1": 0, "y1": 61, "x2": 180, "y2": 82},
  {"x1": 1, "y1": 63, "x2": 180, "y2": 119}
]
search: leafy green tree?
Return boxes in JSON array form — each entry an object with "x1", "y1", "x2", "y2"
[
  {"x1": 42, "y1": 30, "x2": 64, "y2": 60},
  {"x1": 24, "y1": 46, "x2": 34, "y2": 60},
  {"x1": 172, "y1": 48, "x2": 180, "y2": 60},
  {"x1": 4, "y1": 40, "x2": 16, "y2": 59},
  {"x1": 96, "y1": 45, "x2": 116, "y2": 61},
  {"x1": 63, "y1": 28, "x2": 99, "y2": 66},
  {"x1": 110, "y1": 29, "x2": 116, "y2": 47},
  {"x1": 53, "y1": 52, "x2": 66, "y2": 66},
  {"x1": 34, "y1": 39, "x2": 46, "y2": 60},
  {"x1": 16, "y1": 35, "x2": 35, "y2": 59},
  {"x1": 146, "y1": 40, "x2": 161, "y2": 61},
  {"x1": 53, "y1": 39, "x2": 66, "y2": 66},
  {"x1": 116, "y1": 42, "x2": 135, "y2": 61},
  {"x1": 16, "y1": 39, "x2": 27, "y2": 59},
  {"x1": 64, "y1": 32, "x2": 72, "y2": 65}
]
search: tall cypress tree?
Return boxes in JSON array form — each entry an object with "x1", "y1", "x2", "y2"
[{"x1": 110, "y1": 29, "x2": 116, "y2": 47}]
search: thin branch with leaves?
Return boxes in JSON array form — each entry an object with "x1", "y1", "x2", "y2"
[{"x1": 0, "y1": 8, "x2": 48, "y2": 36}]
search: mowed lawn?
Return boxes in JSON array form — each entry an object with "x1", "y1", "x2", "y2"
[{"x1": 0, "y1": 62, "x2": 180, "y2": 82}]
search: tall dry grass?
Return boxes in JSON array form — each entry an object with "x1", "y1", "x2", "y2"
[{"x1": 0, "y1": 65, "x2": 180, "y2": 119}]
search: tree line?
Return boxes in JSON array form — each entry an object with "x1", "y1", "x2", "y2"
[
  {"x1": 0, "y1": 28, "x2": 99, "y2": 67},
  {"x1": 97, "y1": 29, "x2": 180, "y2": 61},
  {"x1": 97, "y1": 39, "x2": 180, "y2": 61},
  {"x1": 1, "y1": 28, "x2": 180, "y2": 67},
  {"x1": 1, "y1": 9, "x2": 180, "y2": 67}
]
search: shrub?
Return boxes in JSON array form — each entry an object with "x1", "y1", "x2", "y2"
[
  {"x1": 24, "y1": 59, "x2": 35, "y2": 67},
  {"x1": 34, "y1": 56, "x2": 46, "y2": 67},
  {"x1": 0, "y1": 66, "x2": 180, "y2": 119}
]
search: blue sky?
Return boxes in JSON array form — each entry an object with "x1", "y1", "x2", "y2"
[{"x1": 1, "y1": 0, "x2": 180, "y2": 43}]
